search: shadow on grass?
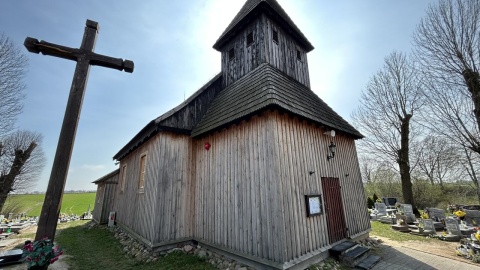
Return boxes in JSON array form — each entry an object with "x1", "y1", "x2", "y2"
[{"x1": 56, "y1": 222, "x2": 215, "y2": 270}]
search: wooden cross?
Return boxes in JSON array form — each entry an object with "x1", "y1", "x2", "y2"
[{"x1": 24, "y1": 19, "x2": 134, "y2": 241}]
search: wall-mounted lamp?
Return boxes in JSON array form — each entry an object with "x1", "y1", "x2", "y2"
[{"x1": 327, "y1": 141, "x2": 336, "y2": 160}]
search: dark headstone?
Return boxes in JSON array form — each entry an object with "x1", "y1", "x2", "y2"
[
  {"x1": 382, "y1": 197, "x2": 398, "y2": 207},
  {"x1": 465, "y1": 210, "x2": 480, "y2": 226},
  {"x1": 427, "y1": 208, "x2": 446, "y2": 221},
  {"x1": 445, "y1": 219, "x2": 462, "y2": 236},
  {"x1": 0, "y1": 249, "x2": 23, "y2": 266}
]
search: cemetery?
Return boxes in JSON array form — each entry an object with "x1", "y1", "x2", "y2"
[
  {"x1": 1, "y1": 0, "x2": 479, "y2": 268},
  {"x1": 369, "y1": 198, "x2": 480, "y2": 264},
  {"x1": 0, "y1": 206, "x2": 92, "y2": 268}
]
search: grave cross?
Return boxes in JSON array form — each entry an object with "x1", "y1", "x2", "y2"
[{"x1": 24, "y1": 19, "x2": 134, "y2": 241}]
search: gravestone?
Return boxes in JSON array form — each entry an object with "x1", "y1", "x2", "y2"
[
  {"x1": 400, "y1": 204, "x2": 415, "y2": 224},
  {"x1": 444, "y1": 219, "x2": 462, "y2": 241},
  {"x1": 0, "y1": 215, "x2": 4, "y2": 222},
  {"x1": 8, "y1": 213, "x2": 13, "y2": 221},
  {"x1": 422, "y1": 219, "x2": 435, "y2": 232},
  {"x1": 392, "y1": 213, "x2": 410, "y2": 232},
  {"x1": 382, "y1": 197, "x2": 398, "y2": 207},
  {"x1": 0, "y1": 249, "x2": 23, "y2": 266},
  {"x1": 465, "y1": 210, "x2": 480, "y2": 226},
  {"x1": 427, "y1": 208, "x2": 446, "y2": 221},
  {"x1": 374, "y1": 203, "x2": 387, "y2": 216}
]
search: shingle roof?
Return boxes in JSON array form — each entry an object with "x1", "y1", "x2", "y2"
[
  {"x1": 92, "y1": 169, "x2": 120, "y2": 184},
  {"x1": 191, "y1": 63, "x2": 363, "y2": 139},
  {"x1": 213, "y1": 0, "x2": 314, "y2": 52},
  {"x1": 113, "y1": 74, "x2": 223, "y2": 161}
]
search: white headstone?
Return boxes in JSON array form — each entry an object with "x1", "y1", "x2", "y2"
[
  {"x1": 108, "y1": 212, "x2": 116, "y2": 227},
  {"x1": 0, "y1": 215, "x2": 4, "y2": 221},
  {"x1": 375, "y1": 203, "x2": 387, "y2": 216},
  {"x1": 445, "y1": 219, "x2": 462, "y2": 236},
  {"x1": 400, "y1": 204, "x2": 413, "y2": 214}
]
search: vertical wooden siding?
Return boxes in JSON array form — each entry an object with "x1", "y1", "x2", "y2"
[
  {"x1": 98, "y1": 174, "x2": 119, "y2": 224},
  {"x1": 193, "y1": 112, "x2": 286, "y2": 263},
  {"x1": 193, "y1": 111, "x2": 369, "y2": 263},
  {"x1": 151, "y1": 132, "x2": 193, "y2": 243},
  {"x1": 221, "y1": 14, "x2": 310, "y2": 88},
  {"x1": 112, "y1": 131, "x2": 193, "y2": 245},
  {"x1": 264, "y1": 16, "x2": 310, "y2": 88},
  {"x1": 222, "y1": 18, "x2": 266, "y2": 87},
  {"x1": 93, "y1": 184, "x2": 104, "y2": 223}
]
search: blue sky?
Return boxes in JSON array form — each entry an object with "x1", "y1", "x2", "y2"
[{"x1": 1, "y1": 0, "x2": 435, "y2": 192}]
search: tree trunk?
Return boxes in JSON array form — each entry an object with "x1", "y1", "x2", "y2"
[
  {"x1": 397, "y1": 115, "x2": 419, "y2": 215},
  {"x1": 464, "y1": 146, "x2": 480, "y2": 204},
  {"x1": 0, "y1": 142, "x2": 37, "y2": 210},
  {"x1": 463, "y1": 69, "x2": 480, "y2": 145}
]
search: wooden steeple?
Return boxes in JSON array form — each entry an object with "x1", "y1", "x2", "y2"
[{"x1": 214, "y1": 0, "x2": 314, "y2": 88}]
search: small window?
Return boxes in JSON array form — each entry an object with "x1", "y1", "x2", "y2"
[
  {"x1": 273, "y1": 30, "x2": 279, "y2": 43},
  {"x1": 297, "y1": 49, "x2": 302, "y2": 61},
  {"x1": 229, "y1": 48, "x2": 235, "y2": 60},
  {"x1": 138, "y1": 154, "x2": 147, "y2": 193},
  {"x1": 120, "y1": 164, "x2": 127, "y2": 193},
  {"x1": 247, "y1": 32, "x2": 254, "y2": 46}
]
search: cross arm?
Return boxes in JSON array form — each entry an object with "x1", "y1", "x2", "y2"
[
  {"x1": 24, "y1": 37, "x2": 79, "y2": 62},
  {"x1": 90, "y1": 53, "x2": 134, "y2": 73}
]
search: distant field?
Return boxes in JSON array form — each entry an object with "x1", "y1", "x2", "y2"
[{"x1": 2, "y1": 193, "x2": 96, "y2": 216}]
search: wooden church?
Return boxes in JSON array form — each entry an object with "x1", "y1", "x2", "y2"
[{"x1": 93, "y1": 0, "x2": 370, "y2": 268}]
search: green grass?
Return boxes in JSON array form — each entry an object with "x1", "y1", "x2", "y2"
[
  {"x1": 370, "y1": 221, "x2": 434, "y2": 242},
  {"x1": 3, "y1": 193, "x2": 96, "y2": 216},
  {"x1": 56, "y1": 222, "x2": 215, "y2": 270}
]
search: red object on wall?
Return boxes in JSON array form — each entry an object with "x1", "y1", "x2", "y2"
[{"x1": 204, "y1": 142, "x2": 211, "y2": 151}]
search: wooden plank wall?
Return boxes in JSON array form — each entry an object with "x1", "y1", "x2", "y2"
[
  {"x1": 264, "y1": 16, "x2": 310, "y2": 88},
  {"x1": 193, "y1": 112, "x2": 286, "y2": 263},
  {"x1": 151, "y1": 132, "x2": 193, "y2": 243},
  {"x1": 112, "y1": 131, "x2": 193, "y2": 245},
  {"x1": 159, "y1": 77, "x2": 223, "y2": 130},
  {"x1": 100, "y1": 174, "x2": 119, "y2": 224},
  {"x1": 194, "y1": 110, "x2": 370, "y2": 263},
  {"x1": 222, "y1": 18, "x2": 265, "y2": 87},
  {"x1": 93, "y1": 183, "x2": 104, "y2": 223},
  {"x1": 221, "y1": 14, "x2": 311, "y2": 89}
]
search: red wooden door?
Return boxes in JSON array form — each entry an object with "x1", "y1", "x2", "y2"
[{"x1": 321, "y1": 177, "x2": 347, "y2": 243}]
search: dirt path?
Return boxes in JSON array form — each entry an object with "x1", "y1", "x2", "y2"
[{"x1": 371, "y1": 235, "x2": 474, "y2": 265}]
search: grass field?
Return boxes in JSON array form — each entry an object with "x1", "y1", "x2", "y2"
[
  {"x1": 2, "y1": 193, "x2": 96, "y2": 216},
  {"x1": 56, "y1": 221, "x2": 215, "y2": 270}
]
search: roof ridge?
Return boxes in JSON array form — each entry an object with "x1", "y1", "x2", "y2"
[{"x1": 213, "y1": 0, "x2": 313, "y2": 51}]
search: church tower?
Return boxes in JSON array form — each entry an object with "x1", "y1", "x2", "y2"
[{"x1": 213, "y1": 0, "x2": 314, "y2": 88}]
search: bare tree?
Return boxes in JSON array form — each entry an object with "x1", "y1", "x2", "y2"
[
  {"x1": 352, "y1": 51, "x2": 424, "y2": 214},
  {"x1": 0, "y1": 33, "x2": 45, "y2": 211},
  {"x1": 460, "y1": 146, "x2": 480, "y2": 203},
  {"x1": 0, "y1": 131, "x2": 45, "y2": 210},
  {"x1": 413, "y1": 0, "x2": 480, "y2": 153},
  {"x1": 415, "y1": 135, "x2": 461, "y2": 190},
  {"x1": 0, "y1": 33, "x2": 27, "y2": 135}
]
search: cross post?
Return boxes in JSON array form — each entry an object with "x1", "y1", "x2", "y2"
[{"x1": 24, "y1": 19, "x2": 134, "y2": 241}]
